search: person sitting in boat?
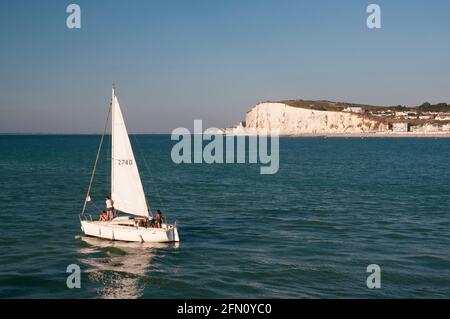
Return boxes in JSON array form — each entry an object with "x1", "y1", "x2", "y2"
[
  {"x1": 151, "y1": 210, "x2": 164, "y2": 228},
  {"x1": 141, "y1": 217, "x2": 149, "y2": 227},
  {"x1": 135, "y1": 217, "x2": 148, "y2": 228},
  {"x1": 99, "y1": 210, "x2": 108, "y2": 221},
  {"x1": 105, "y1": 196, "x2": 114, "y2": 220}
]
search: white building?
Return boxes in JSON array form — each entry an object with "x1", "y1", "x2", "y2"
[
  {"x1": 392, "y1": 122, "x2": 409, "y2": 132},
  {"x1": 410, "y1": 124, "x2": 441, "y2": 133},
  {"x1": 343, "y1": 107, "x2": 364, "y2": 113},
  {"x1": 395, "y1": 111, "x2": 408, "y2": 117},
  {"x1": 435, "y1": 114, "x2": 450, "y2": 121}
]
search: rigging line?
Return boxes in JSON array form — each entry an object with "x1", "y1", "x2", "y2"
[
  {"x1": 92, "y1": 201, "x2": 101, "y2": 212},
  {"x1": 131, "y1": 134, "x2": 165, "y2": 215},
  {"x1": 81, "y1": 102, "x2": 112, "y2": 216},
  {"x1": 87, "y1": 200, "x2": 101, "y2": 213}
]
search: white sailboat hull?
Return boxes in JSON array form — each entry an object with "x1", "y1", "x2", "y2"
[{"x1": 81, "y1": 220, "x2": 180, "y2": 243}]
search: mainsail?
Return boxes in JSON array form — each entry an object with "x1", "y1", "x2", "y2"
[{"x1": 111, "y1": 88, "x2": 149, "y2": 217}]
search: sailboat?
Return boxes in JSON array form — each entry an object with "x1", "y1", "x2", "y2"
[{"x1": 79, "y1": 87, "x2": 180, "y2": 242}]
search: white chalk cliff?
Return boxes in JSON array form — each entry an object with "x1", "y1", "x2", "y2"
[{"x1": 229, "y1": 102, "x2": 389, "y2": 135}]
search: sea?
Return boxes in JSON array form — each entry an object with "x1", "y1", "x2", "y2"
[{"x1": 0, "y1": 135, "x2": 449, "y2": 298}]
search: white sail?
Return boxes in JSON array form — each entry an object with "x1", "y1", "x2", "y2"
[{"x1": 111, "y1": 88, "x2": 149, "y2": 217}]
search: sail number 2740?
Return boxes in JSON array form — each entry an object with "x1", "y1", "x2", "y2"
[{"x1": 117, "y1": 159, "x2": 133, "y2": 166}]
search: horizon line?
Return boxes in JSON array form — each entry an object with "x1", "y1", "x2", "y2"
[{"x1": 0, "y1": 132, "x2": 173, "y2": 135}]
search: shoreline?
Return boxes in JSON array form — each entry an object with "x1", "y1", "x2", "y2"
[
  {"x1": 225, "y1": 132, "x2": 450, "y2": 138},
  {"x1": 285, "y1": 133, "x2": 450, "y2": 138}
]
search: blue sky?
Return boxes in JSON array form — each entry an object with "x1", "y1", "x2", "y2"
[{"x1": 1, "y1": 0, "x2": 449, "y2": 133}]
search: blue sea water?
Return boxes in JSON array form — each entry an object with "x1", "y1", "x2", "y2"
[{"x1": 0, "y1": 135, "x2": 449, "y2": 298}]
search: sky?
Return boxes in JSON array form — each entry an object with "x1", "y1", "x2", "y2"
[{"x1": 0, "y1": 0, "x2": 449, "y2": 133}]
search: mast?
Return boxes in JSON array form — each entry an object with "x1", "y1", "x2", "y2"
[{"x1": 111, "y1": 86, "x2": 115, "y2": 198}]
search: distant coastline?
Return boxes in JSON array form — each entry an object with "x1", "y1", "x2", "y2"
[
  {"x1": 279, "y1": 133, "x2": 450, "y2": 138},
  {"x1": 224, "y1": 100, "x2": 450, "y2": 137}
]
